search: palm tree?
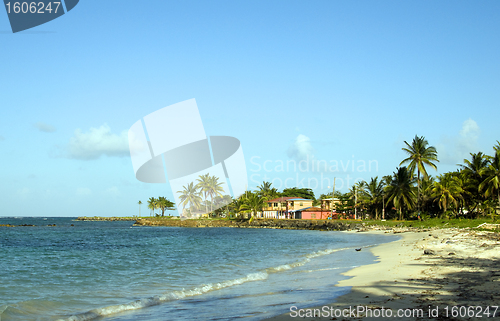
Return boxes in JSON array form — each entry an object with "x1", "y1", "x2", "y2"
[
  {"x1": 349, "y1": 181, "x2": 366, "y2": 219},
  {"x1": 257, "y1": 181, "x2": 279, "y2": 200},
  {"x1": 207, "y1": 175, "x2": 225, "y2": 213},
  {"x1": 361, "y1": 177, "x2": 384, "y2": 219},
  {"x1": 386, "y1": 167, "x2": 417, "y2": 220},
  {"x1": 177, "y1": 182, "x2": 203, "y2": 217},
  {"x1": 196, "y1": 173, "x2": 211, "y2": 214},
  {"x1": 138, "y1": 200, "x2": 142, "y2": 217},
  {"x1": 400, "y1": 135, "x2": 439, "y2": 214},
  {"x1": 479, "y1": 150, "x2": 500, "y2": 214},
  {"x1": 147, "y1": 197, "x2": 157, "y2": 216},
  {"x1": 459, "y1": 152, "x2": 490, "y2": 216},
  {"x1": 430, "y1": 173, "x2": 463, "y2": 217},
  {"x1": 157, "y1": 196, "x2": 175, "y2": 217},
  {"x1": 240, "y1": 191, "x2": 266, "y2": 218}
]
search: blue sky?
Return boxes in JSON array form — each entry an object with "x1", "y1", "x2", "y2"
[{"x1": 1, "y1": 0, "x2": 499, "y2": 217}]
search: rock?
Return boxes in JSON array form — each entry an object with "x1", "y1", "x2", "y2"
[{"x1": 424, "y1": 249, "x2": 436, "y2": 255}]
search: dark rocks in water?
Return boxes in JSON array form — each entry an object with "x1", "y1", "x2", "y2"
[
  {"x1": 19, "y1": 224, "x2": 36, "y2": 227},
  {"x1": 355, "y1": 248, "x2": 362, "y2": 251},
  {"x1": 47, "y1": 224, "x2": 57, "y2": 227},
  {"x1": 132, "y1": 218, "x2": 364, "y2": 231},
  {"x1": 76, "y1": 217, "x2": 137, "y2": 221},
  {"x1": 424, "y1": 249, "x2": 436, "y2": 255}
]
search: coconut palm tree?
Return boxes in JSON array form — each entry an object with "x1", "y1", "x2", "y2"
[
  {"x1": 138, "y1": 200, "x2": 142, "y2": 217},
  {"x1": 147, "y1": 197, "x2": 157, "y2": 216},
  {"x1": 257, "y1": 181, "x2": 279, "y2": 200},
  {"x1": 350, "y1": 181, "x2": 366, "y2": 219},
  {"x1": 240, "y1": 191, "x2": 266, "y2": 218},
  {"x1": 430, "y1": 173, "x2": 464, "y2": 217},
  {"x1": 177, "y1": 182, "x2": 203, "y2": 217},
  {"x1": 207, "y1": 175, "x2": 225, "y2": 213},
  {"x1": 196, "y1": 173, "x2": 211, "y2": 214},
  {"x1": 386, "y1": 167, "x2": 417, "y2": 220},
  {"x1": 479, "y1": 150, "x2": 500, "y2": 214},
  {"x1": 157, "y1": 196, "x2": 175, "y2": 217},
  {"x1": 457, "y1": 152, "x2": 490, "y2": 216},
  {"x1": 361, "y1": 177, "x2": 384, "y2": 219},
  {"x1": 400, "y1": 135, "x2": 439, "y2": 214}
]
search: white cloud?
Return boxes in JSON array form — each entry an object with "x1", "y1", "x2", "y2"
[
  {"x1": 34, "y1": 122, "x2": 56, "y2": 133},
  {"x1": 458, "y1": 118, "x2": 480, "y2": 151},
  {"x1": 76, "y1": 187, "x2": 92, "y2": 196},
  {"x1": 287, "y1": 134, "x2": 314, "y2": 161},
  {"x1": 438, "y1": 118, "x2": 481, "y2": 165},
  {"x1": 68, "y1": 124, "x2": 131, "y2": 160}
]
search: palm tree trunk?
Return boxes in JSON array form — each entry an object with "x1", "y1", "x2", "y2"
[
  {"x1": 497, "y1": 190, "x2": 500, "y2": 215},
  {"x1": 417, "y1": 169, "x2": 421, "y2": 214}
]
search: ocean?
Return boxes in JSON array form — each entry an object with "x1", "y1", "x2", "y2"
[{"x1": 0, "y1": 217, "x2": 398, "y2": 321}]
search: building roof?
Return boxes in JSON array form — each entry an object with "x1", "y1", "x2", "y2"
[
  {"x1": 289, "y1": 207, "x2": 312, "y2": 212},
  {"x1": 266, "y1": 197, "x2": 311, "y2": 202},
  {"x1": 302, "y1": 207, "x2": 331, "y2": 212}
]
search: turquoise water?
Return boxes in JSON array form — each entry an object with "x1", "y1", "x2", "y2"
[{"x1": 0, "y1": 217, "x2": 398, "y2": 321}]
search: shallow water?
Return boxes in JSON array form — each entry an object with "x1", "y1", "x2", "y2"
[{"x1": 0, "y1": 217, "x2": 398, "y2": 321}]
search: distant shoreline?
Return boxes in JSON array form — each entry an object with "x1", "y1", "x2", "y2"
[{"x1": 76, "y1": 216, "x2": 138, "y2": 221}]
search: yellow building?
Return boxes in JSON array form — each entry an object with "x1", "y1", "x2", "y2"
[
  {"x1": 320, "y1": 198, "x2": 341, "y2": 211},
  {"x1": 261, "y1": 197, "x2": 313, "y2": 219}
]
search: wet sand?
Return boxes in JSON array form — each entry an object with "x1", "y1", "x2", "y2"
[{"x1": 266, "y1": 228, "x2": 500, "y2": 320}]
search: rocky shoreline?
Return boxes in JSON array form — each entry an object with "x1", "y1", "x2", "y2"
[
  {"x1": 76, "y1": 216, "x2": 138, "y2": 221},
  {"x1": 132, "y1": 218, "x2": 390, "y2": 231}
]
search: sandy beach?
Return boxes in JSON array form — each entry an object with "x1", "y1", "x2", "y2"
[{"x1": 267, "y1": 227, "x2": 500, "y2": 320}]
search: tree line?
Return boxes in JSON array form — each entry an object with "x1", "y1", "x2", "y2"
[
  {"x1": 138, "y1": 136, "x2": 499, "y2": 220},
  {"x1": 233, "y1": 136, "x2": 500, "y2": 220}
]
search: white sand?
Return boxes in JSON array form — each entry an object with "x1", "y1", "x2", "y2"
[{"x1": 266, "y1": 228, "x2": 500, "y2": 320}]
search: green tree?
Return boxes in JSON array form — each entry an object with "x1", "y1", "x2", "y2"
[
  {"x1": 207, "y1": 175, "x2": 225, "y2": 213},
  {"x1": 479, "y1": 150, "x2": 500, "y2": 214},
  {"x1": 157, "y1": 196, "x2": 175, "y2": 217},
  {"x1": 138, "y1": 200, "x2": 142, "y2": 217},
  {"x1": 386, "y1": 167, "x2": 417, "y2": 220},
  {"x1": 147, "y1": 197, "x2": 157, "y2": 216},
  {"x1": 458, "y1": 152, "x2": 490, "y2": 216},
  {"x1": 400, "y1": 135, "x2": 439, "y2": 214},
  {"x1": 429, "y1": 173, "x2": 463, "y2": 217},
  {"x1": 196, "y1": 173, "x2": 212, "y2": 214},
  {"x1": 257, "y1": 181, "x2": 279, "y2": 200},
  {"x1": 240, "y1": 191, "x2": 266, "y2": 218},
  {"x1": 281, "y1": 187, "x2": 315, "y2": 200},
  {"x1": 361, "y1": 177, "x2": 384, "y2": 220},
  {"x1": 177, "y1": 182, "x2": 203, "y2": 216}
]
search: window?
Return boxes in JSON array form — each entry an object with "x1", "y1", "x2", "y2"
[
  {"x1": 311, "y1": 213, "x2": 316, "y2": 219},
  {"x1": 299, "y1": 202, "x2": 303, "y2": 206},
  {"x1": 274, "y1": 203, "x2": 278, "y2": 207}
]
